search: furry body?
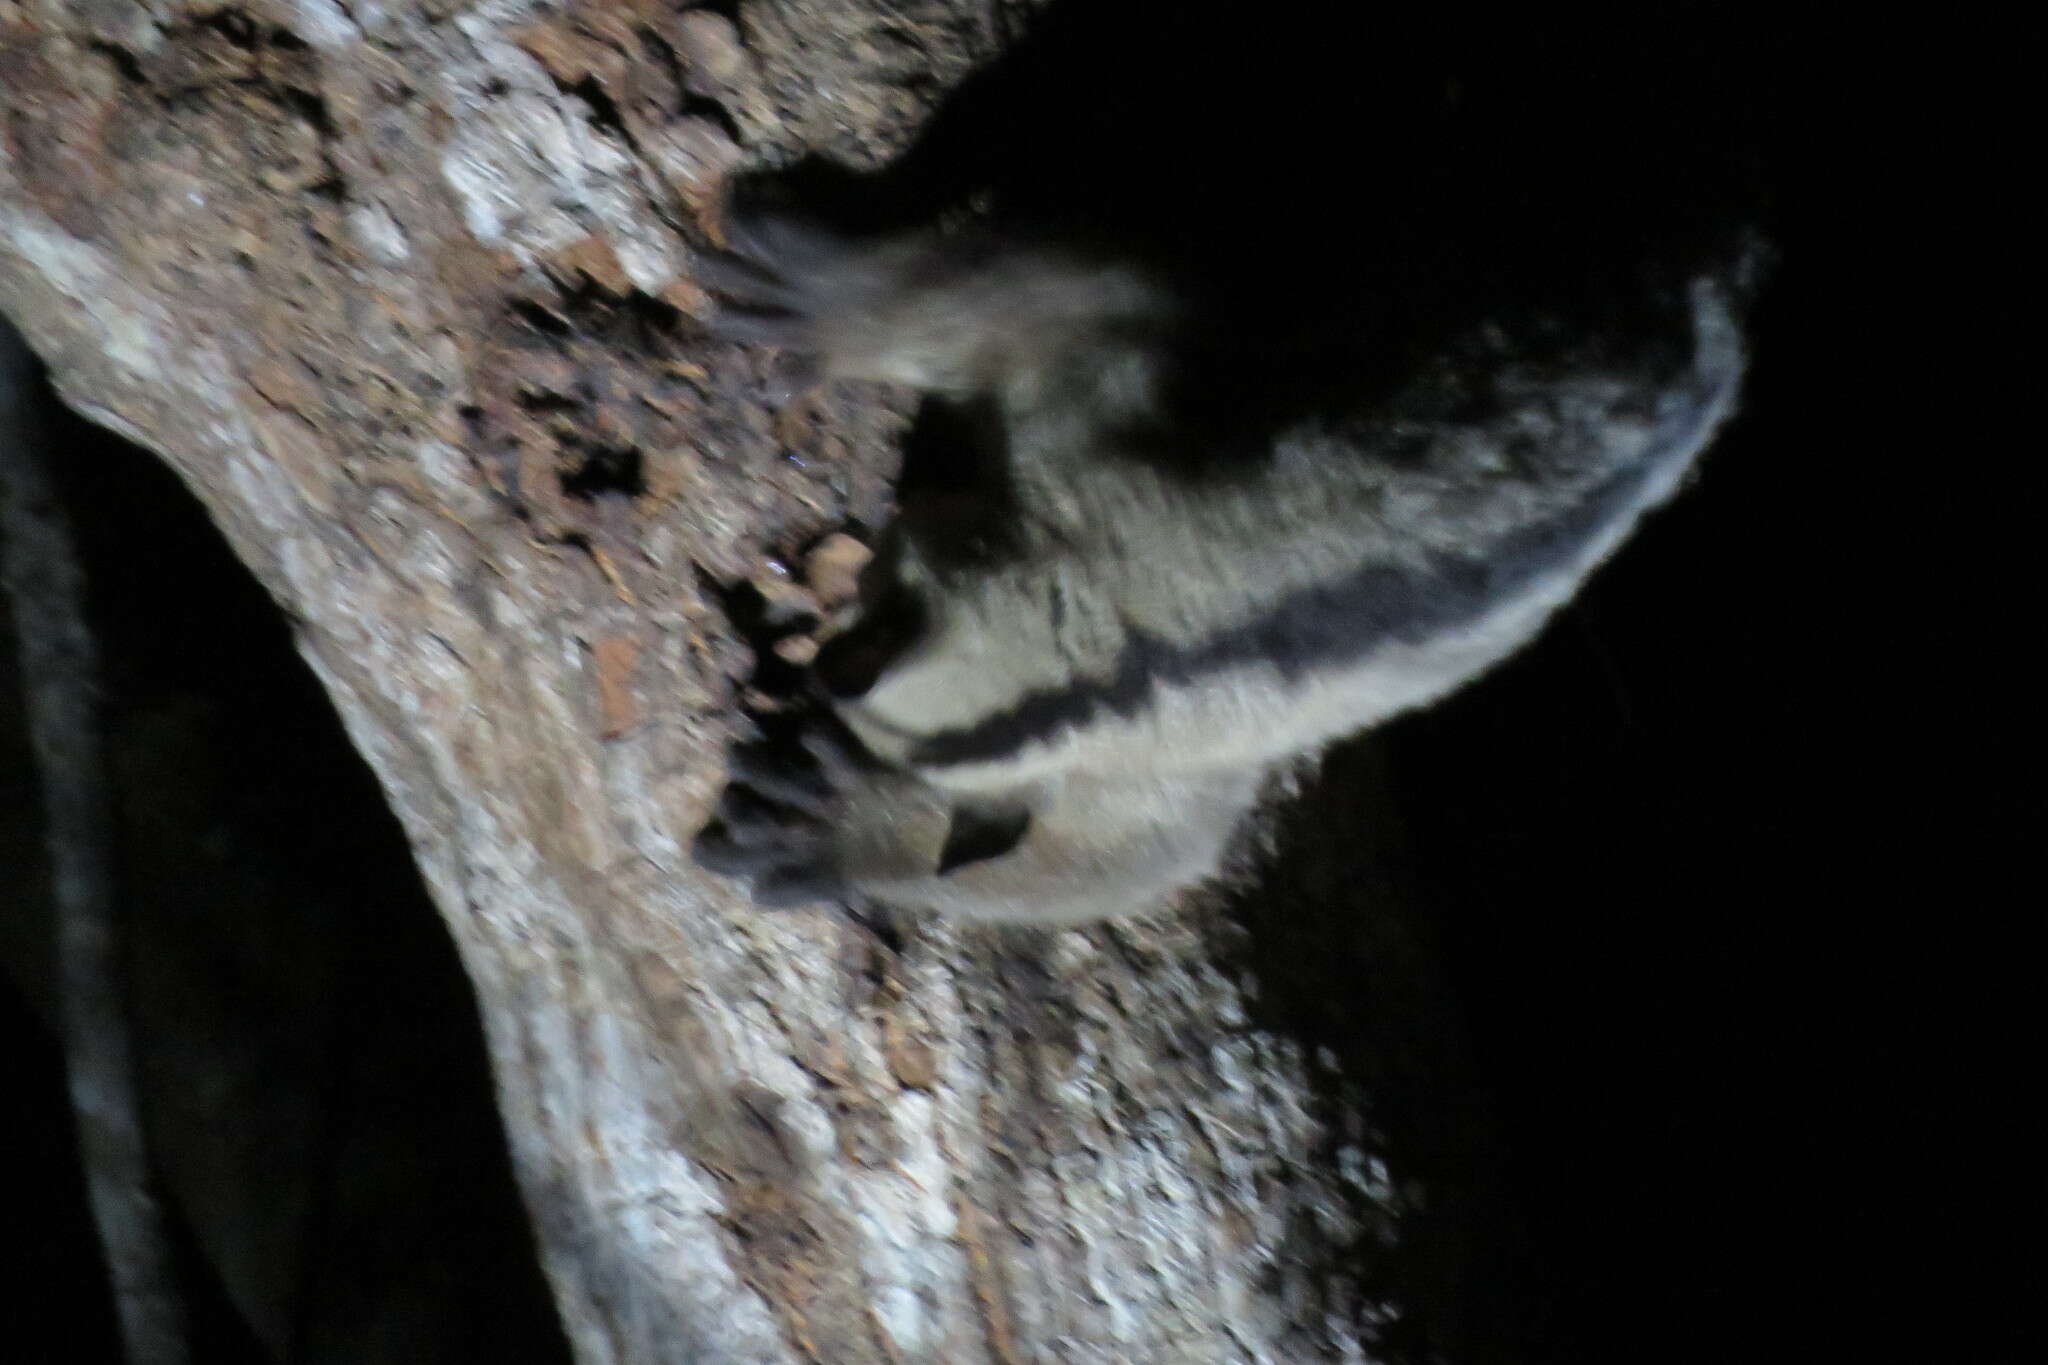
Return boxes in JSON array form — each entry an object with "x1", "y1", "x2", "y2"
[{"x1": 692, "y1": 208, "x2": 1753, "y2": 922}]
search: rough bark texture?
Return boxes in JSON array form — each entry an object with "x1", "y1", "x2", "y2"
[{"x1": 1, "y1": 4, "x2": 1455, "y2": 1361}]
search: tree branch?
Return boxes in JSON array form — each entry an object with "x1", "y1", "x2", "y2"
[{"x1": 1, "y1": 315, "x2": 189, "y2": 1365}]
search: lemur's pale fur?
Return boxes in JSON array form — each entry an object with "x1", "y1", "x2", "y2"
[{"x1": 692, "y1": 212, "x2": 1752, "y2": 923}]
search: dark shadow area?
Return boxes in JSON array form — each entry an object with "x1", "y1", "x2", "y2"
[
  {"x1": 0, "y1": 985, "x2": 125, "y2": 1362},
  {"x1": 768, "y1": 1, "x2": 1773, "y2": 483},
  {"x1": 0, "y1": 371, "x2": 571, "y2": 1363}
]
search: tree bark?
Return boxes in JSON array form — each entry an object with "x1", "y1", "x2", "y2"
[{"x1": 1, "y1": 5, "x2": 1456, "y2": 1361}]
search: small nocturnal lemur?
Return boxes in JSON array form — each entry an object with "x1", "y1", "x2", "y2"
[
  {"x1": 689, "y1": 33, "x2": 1764, "y2": 922},
  {"x1": 688, "y1": 194, "x2": 1756, "y2": 922}
]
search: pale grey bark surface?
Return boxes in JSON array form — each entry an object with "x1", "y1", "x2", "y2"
[{"x1": 0, "y1": 5, "x2": 1456, "y2": 1361}]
